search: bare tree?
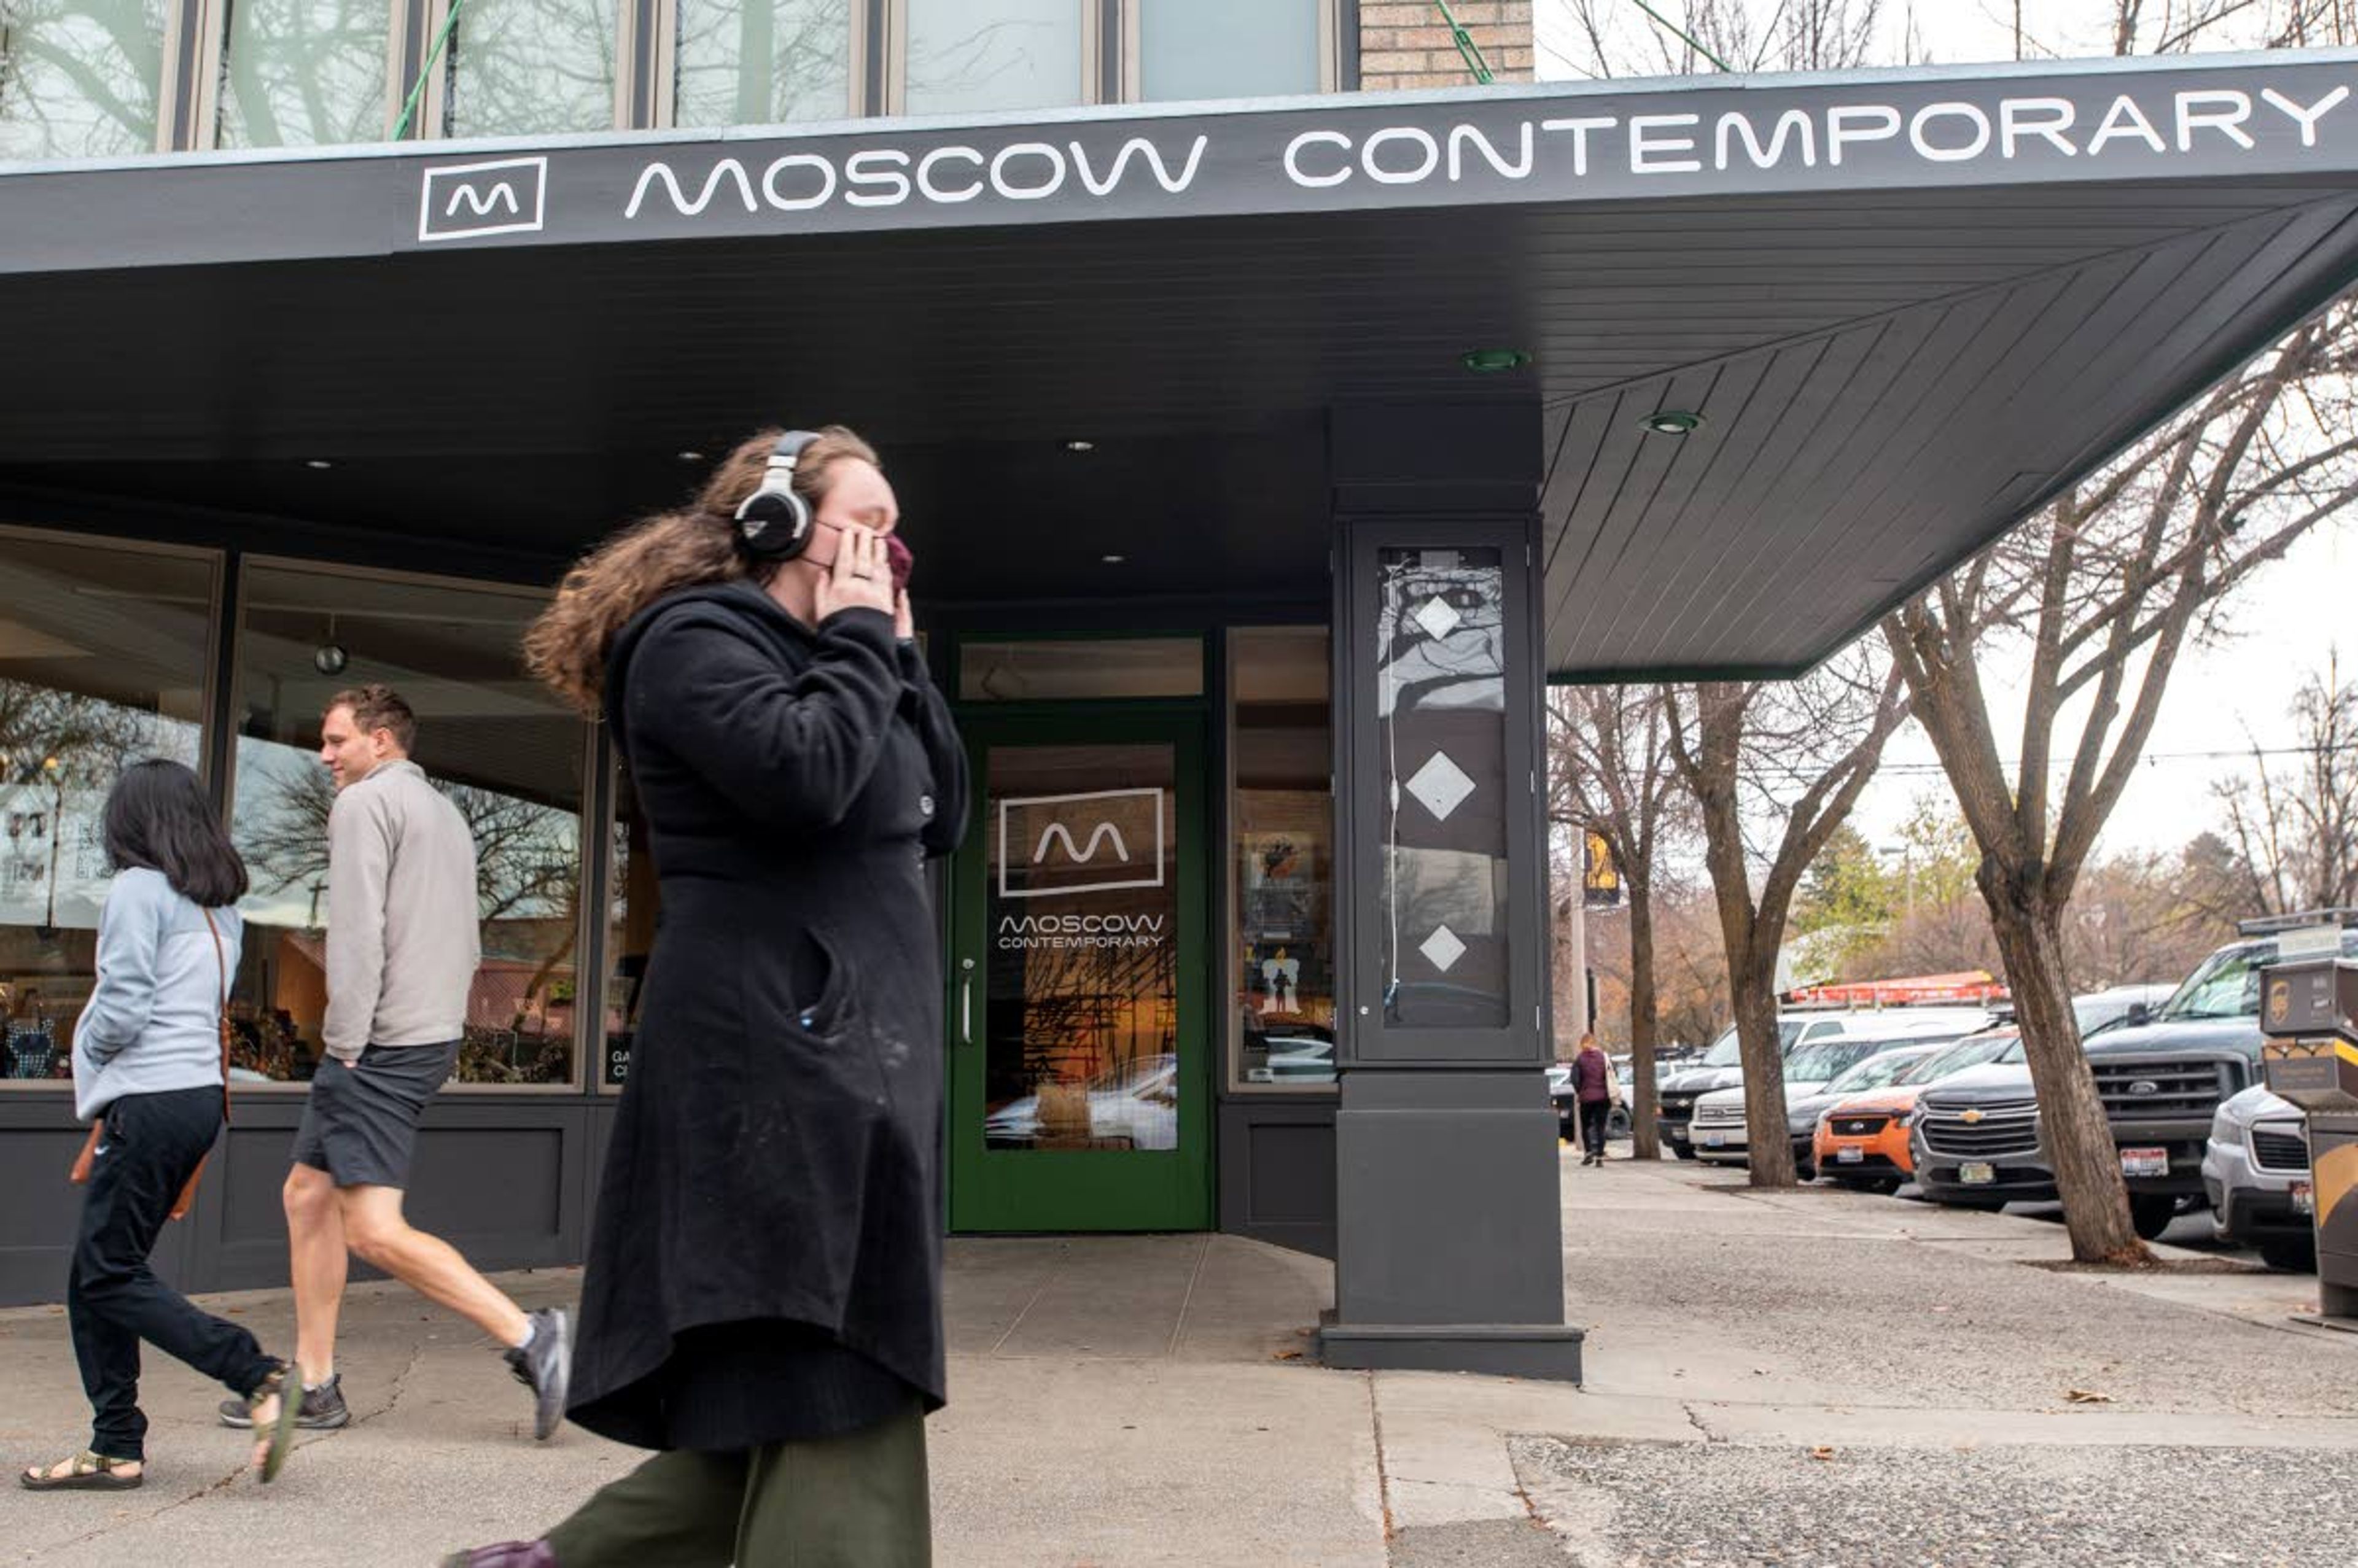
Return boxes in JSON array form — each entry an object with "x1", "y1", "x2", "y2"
[
  {"x1": 1664, "y1": 654, "x2": 1910, "y2": 1186},
  {"x1": 1885, "y1": 288, "x2": 2358, "y2": 1260},
  {"x1": 1549, "y1": 685, "x2": 1687, "y2": 1157},
  {"x1": 2216, "y1": 658, "x2": 2358, "y2": 915}
]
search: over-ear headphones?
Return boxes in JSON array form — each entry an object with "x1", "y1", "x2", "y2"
[{"x1": 733, "y1": 429, "x2": 823, "y2": 561}]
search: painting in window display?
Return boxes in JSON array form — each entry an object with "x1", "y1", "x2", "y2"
[
  {"x1": 982, "y1": 745, "x2": 1179, "y2": 1151},
  {"x1": 1235, "y1": 801, "x2": 1334, "y2": 1085},
  {"x1": 0, "y1": 534, "x2": 212, "y2": 1084},
  {"x1": 228, "y1": 565, "x2": 587, "y2": 1086}
]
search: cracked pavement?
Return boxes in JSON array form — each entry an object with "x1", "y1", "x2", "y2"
[{"x1": 2, "y1": 1155, "x2": 2354, "y2": 1565}]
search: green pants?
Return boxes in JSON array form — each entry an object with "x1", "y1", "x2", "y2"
[{"x1": 545, "y1": 1401, "x2": 930, "y2": 1568}]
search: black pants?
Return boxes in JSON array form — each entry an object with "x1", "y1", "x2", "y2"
[
  {"x1": 1578, "y1": 1099, "x2": 1613, "y2": 1159},
  {"x1": 69, "y1": 1087, "x2": 274, "y2": 1462}
]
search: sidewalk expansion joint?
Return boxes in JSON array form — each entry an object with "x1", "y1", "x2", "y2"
[{"x1": 1367, "y1": 1371, "x2": 1396, "y2": 1543}]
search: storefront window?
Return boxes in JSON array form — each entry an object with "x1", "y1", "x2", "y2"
[
  {"x1": 901, "y1": 0, "x2": 1086, "y2": 117},
  {"x1": 1229, "y1": 627, "x2": 1334, "y2": 1089},
  {"x1": 1375, "y1": 549, "x2": 1509, "y2": 1030},
  {"x1": 674, "y1": 0, "x2": 851, "y2": 128},
  {"x1": 0, "y1": 530, "x2": 215, "y2": 1086},
  {"x1": 599, "y1": 766, "x2": 653, "y2": 1089},
  {"x1": 1134, "y1": 0, "x2": 1320, "y2": 102},
  {"x1": 959, "y1": 636, "x2": 1201, "y2": 702},
  {"x1": 227, "y1": 564, "x2": 586, "y2": 1088},
  {"x1": 0, "y1": 0, "x2": 168, "y2": 161},
  {"x1": 445, "y1": 0, "x2": 618, "y2": 138},
  {"x1": 215, "y1": 0, "x2": 391, "y2": 149}
]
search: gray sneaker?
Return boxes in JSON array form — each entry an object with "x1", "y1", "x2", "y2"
[
  {"x1": 502, "y1": 1308, "x2": 570, "y2": 1442},
  {"x1": 219, "y1": 1372, "x2": 349, "y2": 1430}
]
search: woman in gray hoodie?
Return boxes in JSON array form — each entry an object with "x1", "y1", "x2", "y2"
[{"x1": 20, "y1": 759, "x2": 302, "y2": 1492}]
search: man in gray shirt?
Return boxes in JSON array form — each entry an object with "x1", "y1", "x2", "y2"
[{"x1": 224, "y1": 685, "x2": 569, "y2": 1440}]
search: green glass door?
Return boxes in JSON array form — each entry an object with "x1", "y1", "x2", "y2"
[{"x1": 947, "y1": 713, "x2": 1210, "y2": 1232}]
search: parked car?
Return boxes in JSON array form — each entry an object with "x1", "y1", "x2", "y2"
[
  {"x1": 1654, "y1": 1007, "x2": 1988, "y2": 1160},
  {"x1": 1690, "y1": 1014, "x2": 1988, "y2": 1174},
  {"x1": 1910, "y1": 1034, "x2": 2055, "y2": 1211},
  {"x1": 2082, "y1": 917, "x2": 2357, "y2": 1235},
  {"x1": 2074, "y1": 982, "x2": 2177, "y2": 1039},
  {"x1": 1811, "y1": 1028, "x2": 2021, "y2": 1190},
  {"x1": 2203, "y1": 1084, "x2": 2317, "y2": 1271},
  {"x1": 985, "y1": 1054, "x2": 1179, "y2": 1150}
]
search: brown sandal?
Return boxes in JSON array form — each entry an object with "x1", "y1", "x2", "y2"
[{"x1": 20, "y1": 1450, "x2": 144, "y2": 1491}]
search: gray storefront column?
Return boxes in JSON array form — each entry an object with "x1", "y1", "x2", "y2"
[{"x1": 1317, "y1": 405, "x2": 1582, "y2": 1382}]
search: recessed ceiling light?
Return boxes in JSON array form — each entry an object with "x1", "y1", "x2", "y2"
[
  {"x1": 304, "y1": 459, "x2": 334, "y2": 470},
  {"x1": 677, "y1": 449, "x2": 706, "y2": 462},
  {"x1": 1065, "y1": 439, "x2": 1097, "y2": 453},
  {"x1": 1461, "y1": 348, "x2": 1533, "y2": 373},
  {"x1": 1641, "y1": 410, "x2": 1705, "y2": 436},
  {"x1": 1101, "y1": 553, "x2": 1127, "y2": 565}
]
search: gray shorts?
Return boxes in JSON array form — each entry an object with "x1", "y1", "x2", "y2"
[{"x1": 290, "y1": 1041, "x2": 461, "y2": 1190}]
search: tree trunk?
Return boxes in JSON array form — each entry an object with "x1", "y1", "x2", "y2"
[
  {"x1": 1985, "y1": 883, "x2": 2148, "y2": 1263},
  {"x1": 1628, "y1": 882, "x2": 1661, "y2": 1160},
  {"x1": 1730, "y1": 945, "x2": 1796, "y2": 1187}
]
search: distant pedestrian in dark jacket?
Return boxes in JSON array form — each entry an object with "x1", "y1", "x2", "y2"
[
  {"x1": 1573, "y1": 1033, "x2": 1617, "y2": 1166},
  {"x1": 442, "y1": 427, "x2": 965, "y2": 1568}
]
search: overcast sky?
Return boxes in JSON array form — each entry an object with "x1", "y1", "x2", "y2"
[{"x1": 1533, "y1": 0, "x2": 2356, "y2": 860}]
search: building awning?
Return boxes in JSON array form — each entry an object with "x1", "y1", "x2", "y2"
[{"x1": 5, "y1": 53, "x2": 2357, "y2": 674}]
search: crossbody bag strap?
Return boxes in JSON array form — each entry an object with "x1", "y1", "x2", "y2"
[{"x1": 203, "y1": 908, "x2": 232, "y2": 1125}]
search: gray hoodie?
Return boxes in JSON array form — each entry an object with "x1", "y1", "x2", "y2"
[{"x1": 71, "y1": 866, "x2": 241, "y2": 1123}]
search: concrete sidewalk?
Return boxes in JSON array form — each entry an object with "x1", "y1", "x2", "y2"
[{"x1": 3, "y1": 1152, "x2": 2354, "y2": 1566}]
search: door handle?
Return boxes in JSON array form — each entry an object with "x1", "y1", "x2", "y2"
[{"x1": 959, "y1": 958, "x2": 975, "y2": 1047}]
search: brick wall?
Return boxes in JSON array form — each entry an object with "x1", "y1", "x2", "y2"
[{"x1": 1357, "y1": 1, "x2": 1535, "y2": 90}]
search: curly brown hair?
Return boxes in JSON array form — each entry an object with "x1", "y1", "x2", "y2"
[{"x1": 524, "y1": 426, "x2": 881, "y2": 715}]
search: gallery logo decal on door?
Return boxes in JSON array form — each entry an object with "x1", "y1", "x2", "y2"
[{"x1": 998, "y1": 787, "x2": 1165, "y2": 898}]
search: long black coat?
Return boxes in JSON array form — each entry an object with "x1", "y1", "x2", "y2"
[{"x1": 567, "y1": 581, "x2": 967, "y2": 1450}]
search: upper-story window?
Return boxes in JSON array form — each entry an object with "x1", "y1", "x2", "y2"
[
  {"x1": 0, "y1": 0, "x2": 170, "y2": 160},
  {"x1": 213, "y1": 0, "x2": 392, "y2": 148},
  {"x1": 894, "y1": 0, "x2": 1091, "y2": 117},
  {"x1": 443, "y1": 0, "x2": 623, "y2": 138},
  {"x1": 672, "y1": 0, "x2": 855, "y2": 128},
  {"x1": 1130, "y1": 0, "x2": 1325, "y2": 102}
]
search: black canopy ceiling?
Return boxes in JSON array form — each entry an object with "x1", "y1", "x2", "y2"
[{"x1": 5, "y1": 53, "x2": 2358, "y2": 675}]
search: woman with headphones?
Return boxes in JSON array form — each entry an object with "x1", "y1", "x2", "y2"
[{"x1": 456, "y1": 429, "x2": 965, "y2": 1567}]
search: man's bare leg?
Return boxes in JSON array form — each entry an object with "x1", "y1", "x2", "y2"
[
  {"x1": 284, "y1": 1165, "x2": 350, "y2": 1385},
  {"x1": 340, "y1": 1186, "x2": 530, "y2": 1347}
]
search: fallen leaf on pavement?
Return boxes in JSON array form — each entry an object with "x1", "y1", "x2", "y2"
[
  {"x1": 2065, "y1": 1389, "x2": 2114, "y2": 1404},
  {"x1": 1809, "y1": 1446, "x2": 1835, "y2": 1462},
  {"x1": 1271, "y1": 1349, "x2": 1303, "y2": 1361}
]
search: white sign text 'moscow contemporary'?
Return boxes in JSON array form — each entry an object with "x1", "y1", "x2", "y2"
[{"x1": 399, "y1": 62, "x2": 2358, "y2": 246}]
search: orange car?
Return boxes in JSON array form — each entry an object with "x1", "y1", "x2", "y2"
[{"x1": 1814, "y1": 1031, "x2": 2017, "y2": 1190}]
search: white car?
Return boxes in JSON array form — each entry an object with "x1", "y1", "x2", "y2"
[{"x1": 1690, "y1": 1013, "x2": 1992, "y2": 1170}]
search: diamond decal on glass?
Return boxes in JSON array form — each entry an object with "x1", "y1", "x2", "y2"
[
  {"x1": 1419, "y1": 925, "x2": 1468, "y2": 974},
  {"x1": 1412, "y1": 595, "x2": 1463, "y2": 642},
  {"x1": 1405, "y1": 751, "x2": 1477, "y2": 822}
]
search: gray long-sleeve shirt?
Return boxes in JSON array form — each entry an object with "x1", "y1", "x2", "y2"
[
  {"x1": 71, "y1": 867, "x2": 243, "y2": 1122},
  {"x1": 324, "y1": 758, "x2": 481, "y2": 1063}
]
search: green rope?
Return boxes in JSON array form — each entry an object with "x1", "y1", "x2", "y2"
[
  {"x1": 1433, "y1": 1, "x2": 1495, "y2": 85},
  {"x1": 392, "y1": 0, "x2": 468, "y2": 141},
  {"x1": 1628, "y1": 0, "x2": 1735, "y2": 73}
]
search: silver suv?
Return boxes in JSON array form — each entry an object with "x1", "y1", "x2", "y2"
[{"x1": 2202, "y1": 1084, "x2": 2316, "y2": 1271}]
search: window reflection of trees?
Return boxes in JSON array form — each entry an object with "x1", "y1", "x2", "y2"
[
  {"x1": 0, "y1": 0, "x2": 168, "y2": 161},
  {"x1": 674, "y1": 0, "x2": 849, "y2": 126},
  {"x1": 904, "y1": 0, "x2": 1079, "y2": 116},
  {"x1": 216, "y1": 0, "x2": 388, "y2": 148},
  {"x1": 446, "y1": 0, "x2": 617, "y2": 138}
]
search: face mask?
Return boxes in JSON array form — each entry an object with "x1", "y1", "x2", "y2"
[{"x1": 885, "y1": 534, "x2": 913, "y2": 594}]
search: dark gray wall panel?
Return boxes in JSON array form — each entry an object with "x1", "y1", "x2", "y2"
[{"x1": 1216, "y1": 1100, "x2": 1337, "y2": 1259}]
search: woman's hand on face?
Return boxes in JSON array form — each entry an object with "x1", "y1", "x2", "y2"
[
  {"x1": 815, "y1": 525, "x2": 896, "y2": 621},
  {"x1": 894, "y1": 588, "x2": 916, "y2": 642}
]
